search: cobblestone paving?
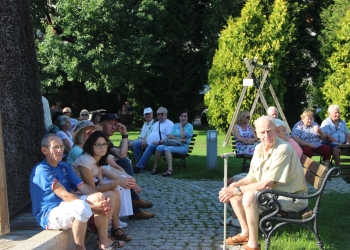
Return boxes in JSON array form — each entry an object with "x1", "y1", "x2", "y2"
[
  {"x1": 86, "y1": 172, "x2": 350, "y2": 250},
  {"x1": 86, "y1": 172, "x2": 241, "y2": 250}
]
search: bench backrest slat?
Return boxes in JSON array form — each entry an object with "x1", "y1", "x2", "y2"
[{"x1": 301, "y1": 154, "x2": 328, "y2": 190}]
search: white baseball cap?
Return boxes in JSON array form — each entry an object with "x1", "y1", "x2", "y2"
[
  {"x1": 274, "y1": 118, "x2": 286, "y2": 128},
  {"x1": 143, "y1": 107, "x2": 153, "y2": 114}
]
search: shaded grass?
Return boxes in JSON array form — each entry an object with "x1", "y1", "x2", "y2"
[{"x1": 111, "y1": 126, "x2": 350, "y2": 249}]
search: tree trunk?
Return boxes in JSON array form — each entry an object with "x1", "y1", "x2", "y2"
[{"x1": 0, "y1": 0, "x2": 45, "y2": 217}]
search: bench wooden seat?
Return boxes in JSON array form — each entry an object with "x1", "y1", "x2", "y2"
[
  {"x1": 257, "y1": 154, "x2": 340, "y2": 250},
  {"x1": 128, "y1": 134, "x2": 197, "y2": 169},
  {"x1": 337, "y1": 144, "x2": 350, "y2": 183},
  {"x1": 165, "y1": 134, "x2": 197, "y2": 169}
]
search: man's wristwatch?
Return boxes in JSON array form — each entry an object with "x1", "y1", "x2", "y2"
[{"x1": 235, "y1": 186, "x2": 242, "y2": 196}]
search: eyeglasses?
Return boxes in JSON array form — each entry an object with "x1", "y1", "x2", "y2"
[
  {"x1": 47, "y1": 145, "x2": 66, "y2": 151},
  {"x1": 85, "y1": 130, "x2": 94, "y2": 135},
  {"x1": 246, "y1": 116, "x2": 250, "y2": 119},
  {"x1": 94, "y1": 142, "x2": 109, "y2": 149},
  {"x1": 144, "y1": 113, "x2": 151, "y2": 115},
  {"x1": 157, "y1": 113, "x2": 164, "y2": 116},
  {"x1": 63, "y1": 112, "x2": 71, "y2": 114},
  {"x1": 81, "y1": 114, "x2": 89, "y2": 116}
]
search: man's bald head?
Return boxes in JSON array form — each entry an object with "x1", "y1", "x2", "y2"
[{"x1": 267, "y1": 106, "x2": 278, "y2": 118}]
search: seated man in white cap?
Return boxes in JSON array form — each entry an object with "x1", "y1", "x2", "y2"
[{"x1": 130, "y1": 107, "x2": 155, "y2": 151}]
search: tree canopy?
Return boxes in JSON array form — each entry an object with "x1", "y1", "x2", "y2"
[{"x1": 204, "y1": 0, "x2": 297, "y2": 131}]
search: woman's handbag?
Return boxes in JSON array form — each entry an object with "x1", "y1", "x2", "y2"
[{"x1": 163, "y1": 139, "x2": 184, "y2": 146}]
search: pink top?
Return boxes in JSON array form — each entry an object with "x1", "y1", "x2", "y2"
[{"x1": 287, "y1": 137, "x2": 303, "y2": 160}]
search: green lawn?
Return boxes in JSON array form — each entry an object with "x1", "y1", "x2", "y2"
[{"x1": 110, "y1": 126, "x2": 350, "y2": 249}]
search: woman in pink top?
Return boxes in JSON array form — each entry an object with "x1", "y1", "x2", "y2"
[{"x1": 275, "y1": 119, "x2": 303, "y2": 160}]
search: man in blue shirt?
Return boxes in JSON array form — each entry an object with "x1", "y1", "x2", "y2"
[
  {"x1": 321, "y1": 104, "x2": 350, "y2": 167},
  {"x1": 30, "y1": 134, "x2": 120, "y2": 249}
]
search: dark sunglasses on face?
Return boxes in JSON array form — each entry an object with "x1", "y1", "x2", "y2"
[{"x1": 81, "y1": 114, "x2": 89, "y2": 116}]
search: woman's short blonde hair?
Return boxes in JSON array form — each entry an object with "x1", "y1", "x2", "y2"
[
  {"x1": 300, "y1": 110, "x2": 314, "y2": 120},
  {"x1": 237, "y1": 110, "x2": 250, "y2": 125}
]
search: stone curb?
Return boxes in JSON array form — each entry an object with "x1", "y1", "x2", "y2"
[{"x1": 12, "y1": 229, "x2": 94, "y2": 250}]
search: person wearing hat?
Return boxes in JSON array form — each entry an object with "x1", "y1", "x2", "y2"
[
  {"x1": 99, "y1": 113, "x2": 155, "y2": 220},
  {"x1": 275, "y1": 119, "x2": 302, "y2": 160},
  {"x1": 129, "y1": 107, "x2": 155, "y2": 150},
  {"x1": 66, "y1": 120, "x2": 102, "y2": 165}
]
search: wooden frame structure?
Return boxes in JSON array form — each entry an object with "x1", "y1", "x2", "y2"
[{"x1": 224, "y1": 57, "x2": 290, "y2": 146}]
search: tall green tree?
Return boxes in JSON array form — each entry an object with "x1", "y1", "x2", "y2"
[
  {"x1": 205, "y1": 0, "x2": 296, "y2": 131},
  {"x1": 320, "y1": 8, "x2": 350, "y2": 125},
  {"x1": 35, "y1": 0, "x2": 210, "y2": 118}
]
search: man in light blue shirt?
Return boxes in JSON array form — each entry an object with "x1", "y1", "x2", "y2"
[{"x1": 321, "y1": 104, "x2": 350, "y2": 167}]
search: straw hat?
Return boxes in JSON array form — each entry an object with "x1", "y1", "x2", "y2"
[{"x1": 72, "y1": 120, "x2": 102, "y2": 144}]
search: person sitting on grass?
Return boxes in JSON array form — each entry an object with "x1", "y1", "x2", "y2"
[
  {"x1": 30, "y1": 134, "x2": 120, "y2": 250},
  {"x1": 151, "y1": 109, "x2": 193, "y2": 177},
  {"x1": 219, "y1": 116, "x2": 308, "y2": 250}
]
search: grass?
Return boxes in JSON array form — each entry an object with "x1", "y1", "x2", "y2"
[
  {"x1": 110, "y1": 125, "x2": 244, "y2": 180},
  {"x1": 110, "y1": 125, "x2": 350, "y2": 249}
]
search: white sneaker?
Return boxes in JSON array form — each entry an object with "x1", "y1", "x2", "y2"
[
  {"x1": 119, "y1": 220, "x2": 128, "y2": 228},
  {"x1": 220, "y1": 217, "x2": 241, "y2": 228}
]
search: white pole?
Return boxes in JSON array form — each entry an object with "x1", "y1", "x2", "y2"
[{"x1": 221, "y1": 152, "x2": 236, "y2": 249}]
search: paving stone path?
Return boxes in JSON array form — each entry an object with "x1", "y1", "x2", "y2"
[
  {"x1": 85, "y1": 172, "x2": 350, "y2": 250},
  {"x1": 86, "y1": 172, "x2": 241, "y2": 250}
]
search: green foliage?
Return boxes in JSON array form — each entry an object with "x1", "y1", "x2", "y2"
[
  {"x1": 321, "y1": 8, "x2": 350, "y2": 126},
  {"x1": 314, "y1": 0, "x2": 348, "y2": 110},
  {"x1": 205, "y1": 0, "x2": 296, "y2": 131}
]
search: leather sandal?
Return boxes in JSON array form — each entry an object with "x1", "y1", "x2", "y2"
[
  {"x1": 150, "y1": 168, "x2": 157, "y2": 175},
  {"x1": 240, "y1": 243, "x2": 261, "y2": 250},
  {"x1": 225, "y1": 234, "x2": 249, "y2": 245},
  {"x1": 162, "y1": 170, "x2": 174, "y2": 177},
  {"x1": 111, "y1": 228, "x2": 132, "y2": 241},
  {"x1": 97, "y1": 237, "x2": 124, "y2": 249}
]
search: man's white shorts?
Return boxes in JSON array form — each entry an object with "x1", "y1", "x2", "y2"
[
  {"x1": 47, "y1": 199, "x2": 92, "y2": 230},
  {"x1": 257, "y1": 191, "x2": 308, "y2": 214}
]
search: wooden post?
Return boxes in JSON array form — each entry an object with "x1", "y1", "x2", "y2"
[{"x1": 0, "y1": 112, "x2": 10, "y2": 235}]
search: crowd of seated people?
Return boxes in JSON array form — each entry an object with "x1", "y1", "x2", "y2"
[
  {"x1": 36, "y1": 101, "x2": 349, "y2": 249},
  {"x1": 34, "y1": 105, "x2": 160, "y2": 249}
]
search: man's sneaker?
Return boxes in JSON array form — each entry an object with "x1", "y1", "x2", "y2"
[
  {"x1": 134, "y1": 166, "x2": 141, "y2": 174},
  {"x1": 132, "y1": 198, "x2": 153, "y2": 208},
  {"x1": 129, "y1": 210, "x2": 155, "y2": 220}
]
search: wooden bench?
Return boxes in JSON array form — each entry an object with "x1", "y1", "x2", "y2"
[
  {"x1": 257, "y1": 155, "x2": 340, "y2": 250},
  {"x1": 128, "y1": 134, "x2": 197, "y2": 169},
  {"x1": 231, "y1": 136, "x2": 254, "y2": 173},
  {"x1": 170, "y1": 134, "x2": 197, "y2": 169},
  {"x1": 337, "y1": 144, "x2": 350, "y2": 183}
]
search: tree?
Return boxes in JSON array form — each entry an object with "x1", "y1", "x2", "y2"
[
  {"x1": 34, "y1": 0, "x2": 210, "y2": 119},
  {"x1": 0, "y1": 0, "x2": 45, "y2": 215},
  {"x1": 320, "y1": 8, "x2": 350, "y2": 125},
  {"x1": 205, "y1": 0, "x2": 296, "y2": 131}
]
